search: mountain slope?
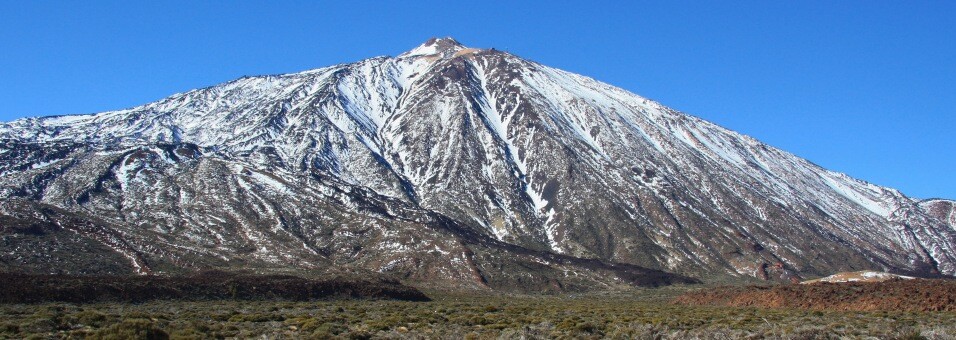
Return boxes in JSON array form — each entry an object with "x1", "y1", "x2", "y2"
[{"x1": 0, "y1": 38, "x2": 952, "y2": 286}]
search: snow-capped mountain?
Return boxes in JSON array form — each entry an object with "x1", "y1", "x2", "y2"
[{"x1": 0, "y1": 38, "x2": 952, "y2": 288}]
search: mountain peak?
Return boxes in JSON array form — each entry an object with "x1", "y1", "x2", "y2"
[
  {"x1": 401, "y1": 37, "x2": 469, "y2": 58},
  {"x1": 2, "y1": 37, "x2": 954, "y2": 286}
]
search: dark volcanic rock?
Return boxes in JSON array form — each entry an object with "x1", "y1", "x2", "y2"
[{"x1": 0, "y1": 271, "x2": 430, "y2": 303}]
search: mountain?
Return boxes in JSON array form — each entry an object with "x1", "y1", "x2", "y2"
[{"x1": 0, "y1": 38, "x2": 953, "y2": 289}]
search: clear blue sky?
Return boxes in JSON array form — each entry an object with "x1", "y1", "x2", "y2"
[{"x1": 1, "y1": 1, "x2": 953, "y2": 199}]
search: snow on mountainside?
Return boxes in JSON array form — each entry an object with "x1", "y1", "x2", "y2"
[
  {"x1": 0, "y1": 38, "x2": 953, "y2": 287},
  {"x1": 920, "y1": 199, "x2": 956, "y2": 229},
  {"x1": 801, "y1": 270, "x2": 915, "y2": 284}
]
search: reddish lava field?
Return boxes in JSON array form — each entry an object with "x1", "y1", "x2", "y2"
[{"x1": 674, "y1": 279, "x2": 956, "y2": 312}]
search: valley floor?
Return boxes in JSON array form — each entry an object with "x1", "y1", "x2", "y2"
[{"x1": 1, "y1": 288, "x2": 954, "y2": 339}]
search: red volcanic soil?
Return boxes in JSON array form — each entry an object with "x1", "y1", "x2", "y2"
[{"x1": 674, "y1": 279, "x2": 956, "y2": 312}]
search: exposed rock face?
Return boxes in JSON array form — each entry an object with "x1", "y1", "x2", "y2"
[{"x1": 0, "y1": 38, "x2": 953, "y2": 287}]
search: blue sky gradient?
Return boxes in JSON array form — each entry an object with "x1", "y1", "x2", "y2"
[{"x1": 0, "y1": 1, "x2": 953, "y2": 199}]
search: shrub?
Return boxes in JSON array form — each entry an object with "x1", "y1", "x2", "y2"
[
  {"x1": 87, "y1": 319, "x2": 168, "y2": 340},
  {"x1": 69, "y1": 310, "x2": 109, "y2": 328}
]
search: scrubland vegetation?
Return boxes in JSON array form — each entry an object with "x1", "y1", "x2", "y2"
[{"x1": 2, "y1": 287, "x2": 954, "y2": 339}]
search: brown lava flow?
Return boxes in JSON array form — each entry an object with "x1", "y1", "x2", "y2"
[{"x1": 674, "y1": 279, "x2": 956, "y2": 312}]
